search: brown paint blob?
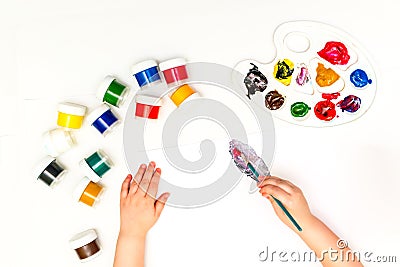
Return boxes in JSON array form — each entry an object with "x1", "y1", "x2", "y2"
[{"x1": 265, "y1": 90, "x2": 285, "y2": 110}]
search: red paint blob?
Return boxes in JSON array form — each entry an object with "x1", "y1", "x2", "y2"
[
  {"x1": 314, "y1": 100, "x2": 336, "y2": 121},
  {"x1": 232, "y1": 148, "x2": 242, "y2": 158},
  {"x1": 162, "y1": 65, "x2": 188, "y2": 84},
  {"x1": 318, "y1": 41, "x2": 350, "y2": 65},
  {"x1": 135, "y1": 103, "x2": 160, "y2": 119},
  {"x1": 322, "y1": 92, "x2": 340, "y2": 100}
]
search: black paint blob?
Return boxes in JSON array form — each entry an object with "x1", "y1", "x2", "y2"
[{"x1": 244, "y1": 63, "x2": 268, "y2": 99}]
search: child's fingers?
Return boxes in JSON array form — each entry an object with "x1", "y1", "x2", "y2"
[
  {"x1": 265, "y1": 194, "x2": 287, "y2": 219},
  {"x1": 257, "y1": 176, "x2": 273, "y2": 187},
  {"x1": 137, "y1": 161, "x2": 156, "y2": 197},
  {"x1": 257, "y1": 175, "x2": 269, "y2": 185},
  {"x1": 146, "y1": 168, "x2": 161, "y2": 199},
  {"x1": 129, "y1": 164, "x2": 146, "y2": 196},
  {"x1": 264, "y1": 194, "x2": 297, "y2": 229},
  {"x1": 274, "y1": 177, "x2": 297, "y2": 190},
  {"x1": 120, "y1": 174, "x2": 133, "y2": 199},
  {"x1": 268, "y1": 177, "x2": 296, "y2": 193},
  {"x1": 133, "y1": 164, "x2": 147, "y2": 184},
  {"x1": 154, "y1": 192, "x2": 170, "y2": 219},
  {"x1": 258, "y1": 176, "x2": 295, "y2": 194},
  {"x1": 259, "y1": 184, "x2": 291, "y2": 205},
  {"x1": 257, "y1": 176, "x2": 288, "y2": 187}
]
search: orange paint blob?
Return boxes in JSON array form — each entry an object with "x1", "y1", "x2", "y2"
[{"x1": 315, "y1": 63, "x2": 340, "y2": 87}]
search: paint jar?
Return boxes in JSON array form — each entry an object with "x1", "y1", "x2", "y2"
[
  {"x1": 43, "y1": 128, "x2": 75, "y2": 157},
  {"x1": 131, "y1": 60, "x2": 161, "y2": 88},
  {"x1": 80, "y1": 150, "x2": 112, "y2": 182},
  {"x1": 96, "y1": 76, "x2": 129, "y2": 107},
  {"x1": 57, "y1": 102, "x2": 87, "y2": 129},
  {"x1": 135, "y1": 95, "x2": 162, "y2": 119},
  {"x1": 87, "y1": 104, "x2": 120, "y2": 136},
  {"x1": 73, "y1": 177, "x2": 105, "y2": 207},
  {"x1": 70, "y1": 229, "x2": 101, "y2": 262},
  {"x1": 34, "y1": 156, "x2": 66, "y2": 187},
  {"x1": 170, "y1": 84, "x2": 198, "y2": 107},
  {"x1": 159, "y1": 58, "x2": 188, "y2": 85}
]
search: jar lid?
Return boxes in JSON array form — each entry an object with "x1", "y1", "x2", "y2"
[
  {"x1": 42, "y1": 128, "x2": 75, "y2": 157},
  {"x1": 96, "y1": 75, "x2": 116, "y2": 101},
  {"x1": 42, "y1": 131, "x2": 59, "y2": 157},
  {"x1": 33, "y1": 156, "x2": 56, "y2": 179},
  {"x1": 131, "y1": 60, "x2": 158, "y2": 75},
  {"x1": 96, "y1": 150, "x2": 113, "y2": 166},
  {"x1": 58, "y1": 102, "x2": 87, "y2": 116},
  {"x1": 86, "y1": 104, "x2": 111, "y2": 125},
  {"x1": 159, "y1": 58, "x2": 186, "y2": 71},
  {"x1": 69, "y1": 229, "x2": 98, "y2": 249},
  {"x1": 135, "y1": 94, "x2": 162, "y2": 106},
  {"x1": 72, "y1": 177, "x2": 92, "y2": 202}
]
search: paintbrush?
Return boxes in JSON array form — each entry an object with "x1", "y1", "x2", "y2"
[{"x1": 229, "y1": 139, "x2": 302, "y2": 232}]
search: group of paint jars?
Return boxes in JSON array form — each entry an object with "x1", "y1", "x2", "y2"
[
  {"x1": 34, "y1": 58, "x2": 198, "y2": 263},
  {"x1": 132, "y1": 58, "x2": 199, "y2": 119},
  {"x1": 34, "y1": 76, "x2": 132, "y2": 262},
  {"x1": 34, "y1": 75, "x2": 130, "y2": 198}
]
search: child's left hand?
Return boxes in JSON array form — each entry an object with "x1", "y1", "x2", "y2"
[{"x1": 119, "y1": 161, "x2": 170, "y2": 239}]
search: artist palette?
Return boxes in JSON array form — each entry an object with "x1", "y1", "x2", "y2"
[{"x1": 235, "y1": 21, "x2": 377, "y2": 127}]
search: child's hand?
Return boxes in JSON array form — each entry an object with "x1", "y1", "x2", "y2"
[
  {"x1": 257, "y1": 176, "x2": 314, "y2": 232},
  {"x1": 119, "y1": 162, "x2": 170, "y2": 239}
]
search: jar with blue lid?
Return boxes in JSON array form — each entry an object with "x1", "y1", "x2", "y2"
[
  {"x1": 131, "y1": 59, "x2": 161, "y2": 88},
  {"x1": 87, "y1": 104, "x2": 120, "y2": 136}
]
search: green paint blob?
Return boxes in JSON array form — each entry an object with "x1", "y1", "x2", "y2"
[
  {"x1": 103, "y1": 79, "x2": 127, "y2": 107},
  {"x1": 291, "y1": 102, "x2": 310, "y2": 118},
  {"x1": 85, "y1": 151, "x2": 111, "y2": 177}
]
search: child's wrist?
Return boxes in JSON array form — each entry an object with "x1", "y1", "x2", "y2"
[
  {"x1": 296, "y1": 214, "x2": 318, "y2": 234},
  {"x1": 118, "y1": 230, "x2": 147, "y2": 241}
]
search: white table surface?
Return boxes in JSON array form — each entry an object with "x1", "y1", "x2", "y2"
[{"x1": 1, "y1": 0, "x2": 399, "y2": 266}]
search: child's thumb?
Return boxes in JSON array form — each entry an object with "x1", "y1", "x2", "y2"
[
  {"x1": 266, "y1": 195, "x2": 285, "y2": 218},
  {"x1": 155, "y1": 192, "x2": 170, "y2": 218}
]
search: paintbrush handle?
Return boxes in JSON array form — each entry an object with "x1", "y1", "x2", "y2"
[
  {"x1": 244, "y1": 162, "x2": 302, "y2": 231},
  {"x1": 271, "y1": 195, "x2": 302, "y2": 232}
]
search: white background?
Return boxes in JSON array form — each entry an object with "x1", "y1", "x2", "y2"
[{"x1": 1, "y1": 0, "x2": 400, "y2": 266}]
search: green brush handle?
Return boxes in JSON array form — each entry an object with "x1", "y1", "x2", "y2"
[
  {"x1": 270, "y1": 196, "x2": 302, "y2": 232},
  {"x1": 247, "y1": 163, "x2": 302, "y2": 231}
]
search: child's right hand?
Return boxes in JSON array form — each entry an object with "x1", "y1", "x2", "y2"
[{"x1": 257, "y1": 176, "x2": 315, "y2": 232}]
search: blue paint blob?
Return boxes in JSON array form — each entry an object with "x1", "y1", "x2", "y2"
[
  {"x1": 134, "y1": 66, "x2": 161, "y2": 87},
  {"x1": 92, "y1": 109, "x2": 118, "y2": 134},
  {"x1": 350, "y1": 69, "x2": 372, "y2": 88}
]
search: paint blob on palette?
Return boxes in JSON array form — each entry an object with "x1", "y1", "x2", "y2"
[{"x1": 235, "y1": 21, "x2": 377, "y2": 127}]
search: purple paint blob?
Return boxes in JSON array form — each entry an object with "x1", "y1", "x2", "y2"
[
  {"x1": 337, "y1": 95, "x2": 361, "y2": 113},
  {"x1": 296, "y1": 64, "x2": 310, "y2": 86}
]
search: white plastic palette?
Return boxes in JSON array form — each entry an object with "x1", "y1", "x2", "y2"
[{"x1": 235, "y1": 21, "x2": 377, "y2": 127}]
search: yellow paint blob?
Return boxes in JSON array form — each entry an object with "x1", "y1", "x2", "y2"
[
  {"x1": 315, "y1": 63, "x2": 340, "y2": 87},
  {"x1": 57, "y1": 112, "x2": 84, "y2": 129},
  {"x1": 273, "y1": 59, "x2": 294, "y2": 86},
  {"x1": 79, "y1": 181, "x2": 103, "y2": 207},
  {"x1": 170, "y1": 84, "x2": 196, "y2": 106}
]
